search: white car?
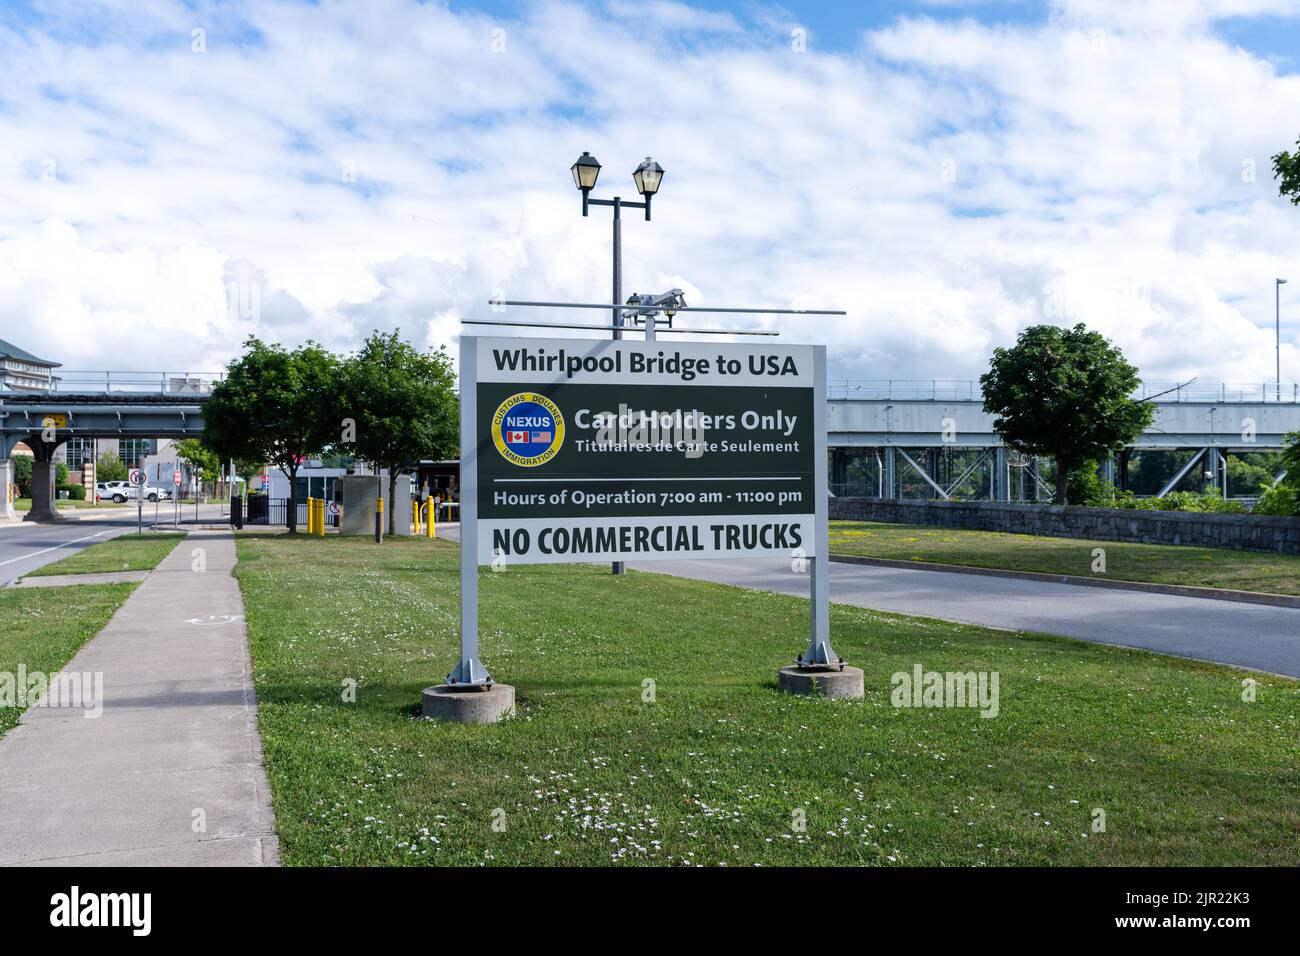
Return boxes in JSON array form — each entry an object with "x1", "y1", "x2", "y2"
[
  {"x1": 96, "y1": 481, "x2": 131, "y2": 502},
  {"x1": 96, "y1": 480, "x2": 169, "y2": 502}
]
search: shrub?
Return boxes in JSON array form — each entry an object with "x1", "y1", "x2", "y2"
[
  {"x1": 58, "y1": 483, "x2": 86, "y2": 501},
  {"x1": 1096, "y1": 488, "x2": 1245, "y2": 513},
  {"x1": 1254, "y1": 483, "x2": 1300, "y2": 516},
  {"x1": 1067, "y1": 464, "x2": 1117, "y2": 507}
]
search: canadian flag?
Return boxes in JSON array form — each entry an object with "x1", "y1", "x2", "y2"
[{"x1": 507, "y1": 430, "x2": 529, "y2": 443}]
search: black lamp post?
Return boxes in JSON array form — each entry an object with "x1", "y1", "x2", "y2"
[
  {"x1": 570, "y1": 151, "x2": 666, "y2": 341},
  {"x1": 570, "y1": 151, "x2": 665, "y2": 574}
]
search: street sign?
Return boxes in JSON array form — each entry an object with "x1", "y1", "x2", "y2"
[
  {"x1": 468, "y1": 336, "x2": 820, "y2": 564},
  {"x1": 451, "y1": 335, "x2": 831, "y2": 685},
  {"x1": 128, "y1": 469, "x2": 144, "y2": 486},
  {"x1": 327, "y1": 502, "x2": 340, "y2": 516}
]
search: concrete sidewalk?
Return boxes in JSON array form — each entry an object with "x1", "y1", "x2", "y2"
[{"x1": 0, "y1": 531, "x2": 279, "y2": 866}]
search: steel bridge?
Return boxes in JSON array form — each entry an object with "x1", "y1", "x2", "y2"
[
  {"x1": 1, "y1": 372, "x2": 219, "y2": 521},
  {"x1": 828, "y1": 380, "x2": 1300, "y2": 502}
]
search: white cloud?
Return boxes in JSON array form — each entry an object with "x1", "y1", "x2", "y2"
[{"x1": 1, "y1": 0, "x2": 1299, "y2": 389}]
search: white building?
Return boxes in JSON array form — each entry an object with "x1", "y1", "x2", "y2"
[{"x1": 0, "y1": 339, "x2": 59, "y2": 392}]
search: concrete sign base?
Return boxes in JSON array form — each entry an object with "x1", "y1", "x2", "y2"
[
  {"x1": 777, "y1": 665, "x2": 864, "y2": 700},
  {"x1": 421, "y1": 683, "x2": 516, "y2": 724}
]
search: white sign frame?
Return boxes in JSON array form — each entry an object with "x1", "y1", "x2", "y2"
[{"x1": 451, "y1": 335, "x2": 833, "y2": 687}]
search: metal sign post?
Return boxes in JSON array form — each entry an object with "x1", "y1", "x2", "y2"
[
  {"x1": 448, "y1": 338, "x2": 488, "y2": 686},
  {"x1": 800, "y1": 350, "x2": 838, "y2": 667},
  {"x1": 130, "y1": 468, "x2": 144, "y2": 535}
]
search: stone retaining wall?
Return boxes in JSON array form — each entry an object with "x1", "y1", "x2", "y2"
[{"x1": 829, "y1": 498, "x2": 1300, "y2": 554}]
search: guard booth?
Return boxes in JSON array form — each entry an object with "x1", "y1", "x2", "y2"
[
  {"x1": 335, "y1": 474, "x2": 414, "y2": 535},
  {"x1": 336, "y1": 475, "x2": 379, "y2": 536},
  {"x1": 390, "y1": 475, "x2": 413, "y2": 535}
]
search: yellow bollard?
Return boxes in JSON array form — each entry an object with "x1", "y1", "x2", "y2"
[
  {"x1": 306, "y1": 496, "x2": 314, "y2": 534},
  {"x1": 426, "y1": 499, "x2": 435, "y2": 538}
]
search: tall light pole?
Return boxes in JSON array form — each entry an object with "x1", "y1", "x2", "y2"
[
  {"x1": 571, "y1": 152, "x2": 664, "y2": 341},
  {"x1": 1277, "y1": 278, "x2": 1287, "y2": 400},
  {"x1": 571, "y1": 151, "x2": 665, "y2": 574}
]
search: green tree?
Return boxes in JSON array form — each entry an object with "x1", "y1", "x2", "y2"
[
  {"x1": 981, "y1": 323, "x2": 1154, "y2": 505},
  {"x1": 1226, "y1": 451, "x2": 1284, "y2": 495},
  {"x1": 202, "y1": 337, "x2": 340, "y2": 532},
  {"x1": 95, "y1": 450, "x2": 127, "y2": 482},
  {"x1": 13, "y1": 455, "x2": 32, "y2": 497},
  {"x1": 339, "y1": 331, "x2": 458, "y2": 534},
  {"x1": 1281, "y1": 430, "x2": 1300, "y2": 480},
  {"x1": 174, "y1": 438, "x2": 219, "y2": 476},
  {"x1": 174, "y1": 438, "x2": 221, "y2": 498},
  {"x1": 1254, "y1": 430, "x2": 1300, "y2": 515},
  {"x1": 1273, "y1": 137, "x2": 1300, "y2": 204}
]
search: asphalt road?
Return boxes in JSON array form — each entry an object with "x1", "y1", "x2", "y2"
[
  {"x1": 628, "y1": 556, "x2": 1300, "y2": 678},
  {"x1": 0, "y1": 504, "x2": 227, "y2": 585}
]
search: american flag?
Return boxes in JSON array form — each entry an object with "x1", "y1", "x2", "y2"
[{"x1": 531, "y1": 431, "x2": 552, "y2": 443}]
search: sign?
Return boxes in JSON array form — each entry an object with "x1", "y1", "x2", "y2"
[
  {"x1": 450, "y1": 335, "x2": 831, "y2": 685},
  {"x1": 466, "y1": 337, "x2": 822, "y2": 565},
  {"x1": 41, "y1": 414, "x2": 68, "y2": 428},
  {"x1": 173, "y1": 470, "x2": 182, "y2": 487},
  {"x1": 328, "y1": 502, "x2": 340, "y2": 516},
  {"x1": 128, "y1": 469, "x2": 145, "y2": 487}
]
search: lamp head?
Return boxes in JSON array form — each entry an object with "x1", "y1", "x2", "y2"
[
  {"x1": 632, "y1": 156, "x2": 664, "y2": 196},
  {"x1": 570, "y1": 151, "x2": 601, "y2": 191}
]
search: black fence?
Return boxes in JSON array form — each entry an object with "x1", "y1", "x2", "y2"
[
  {"x1": 231, "y1": 496, "x2": 290, "y2": 527},
  {"x1": 230, "y1": 496, "x2": 331, "y2": 529}
]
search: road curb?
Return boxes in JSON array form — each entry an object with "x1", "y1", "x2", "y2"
[{"x1": 829, "y1": 553, "x2": 1300, "y2": 610}]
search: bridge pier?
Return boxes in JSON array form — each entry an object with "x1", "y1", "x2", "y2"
[
  {"x1": 24, "y1": 458, "x2": 62, "y2": 522},
  {"x1": 22, "y1": 438, "x2": 65, "y2": 523},
  {"x1": 1, "y1": 458, "x2": 14, "y2": 520}
]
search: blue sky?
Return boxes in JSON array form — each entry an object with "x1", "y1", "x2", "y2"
[{"x1": 2, "y1": 0, "x2": 1300, "y2": 385}]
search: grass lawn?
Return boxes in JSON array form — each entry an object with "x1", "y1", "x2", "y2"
[
  {"x1": 235, "y1": 533, "x2": 1299, "y2": 867},
  {"x1": 26, "y1": 532, "x2": 185, "y2": 577},
  {"x1": 12, "y1": 498, "x2": 131, "y2": 511},
  {"x1": 0, "y1": 584, "x2": 136, "y2": 737},
  {"x1": 830, "y1": 521, "x2": 1300, "y2": 596}
]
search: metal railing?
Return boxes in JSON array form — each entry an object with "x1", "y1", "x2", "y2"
[
  {"x1": 46, "y1": 371, "x2": 225, "y2": 395},
  {"x1": 828, "y1": 380, "x2": 1300, "y2": 403}
]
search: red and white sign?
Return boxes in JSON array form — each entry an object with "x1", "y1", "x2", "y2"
[{"x1": 128, "y1": 469, "x2": 144, "y2": 487}]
